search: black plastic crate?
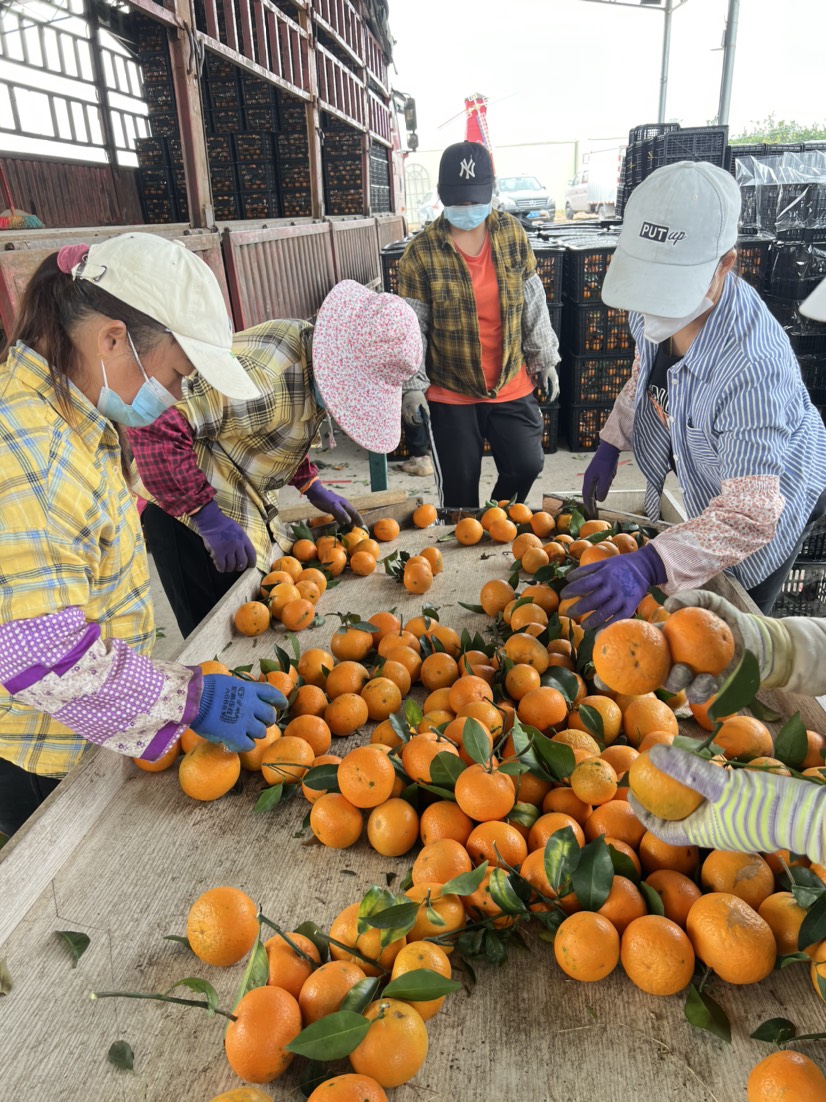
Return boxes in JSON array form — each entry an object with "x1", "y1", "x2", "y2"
[
  {"x1": 371, "y1": 185, "x2": 391, "y2": 213},
  {"x1": 209, "y1": 108, "x2": 244, "y2": 134},
  {"x1": 241, "y1": 191, "x2": 281, "y2": 220},
  {"x1": 766, "y1": 240, "x2": 826, "y2": 301},
  {"x1": 772, "y1": 560, "x2": 826, "y2": 617},
  {"x1": 655, "y1": 126, "x2": 729, "y2": 169},
  {"x1": 207, "y1": 134, "x2": 234, "y2": 163},
  {"x1": 281, "y1": 192, "x2": 311, "y2": 218},
  {"x1": 629, "y1": 122, "x2": 679, "y2": 145},
  {"x1": 278, "y1": 130, "x2": 309, "y2": 155},
  {"x1": 531, "y1": 241, "x2": 565, "y2": 303},
  {"x1": 734, "y1": 234, "x2": 771, "y2": 290},
  {"x1": 562, "y1": 239, "x2": 617, "y2": 302},
  {"x1": 800, "y1": 515, "x2": 826, "y2": 561},
  {"x1": 280, "y1": 161, "x2": 311, "y2": 189},
  {"x1": 381, "y1": 240, "x2": 408, "y2": 293},
  {"x1": 562, "y1": 352, "x2": 634, "y2": 404},
  {"x1": 209, "y1": 163, "x2": 239, "y2": 194},
  {"x1": 207, "y1": 79, "x2": 242, "y2": 110},
  {"x1": 213, "y1": 192, "x2": 241, "y2": 220},
  {"x1": 799, "y1": 355, "x2": 826, "y2": 404},
  {"x1": 142, "y1": 193, "x2": 180, "y2": 224},
  {"x1": 565, "y1": 403, "x2": 614, "y2": 451},
  {"x1": 140, "y1": 50, "x2": 172, "y2": 84},
  {"x1": 136, "y1": 18, "x2": 167, "y2": 51},
  {"x1": 144, "y1": 81, "x2": 175, "y2": 112},
  {"x1": 205, "y1": 54, "x2": 238, "y2": 80},
  {"x1": 135, "y1": 136, "x2": 172, "y2": 167},
  {"x1": 244, "y1": 104, "x2": 279, "y2": 131},
  {"x1": 728, "y1": 143, "x2": 767, "y2": 176},
  {"x1": 764, "y1": 295, "x2": 826, "y2": 354},
  {"x1": 562, "y1": 299, "x2": 633, "y2": 355},
  {"x1": 241, "y1": 77, "x2": 277, "y2": 108},
  {"x1": 238, "y1": 161, "x2": 279, "y2": 192},
  {"x1": 139, "y1": 166, "x2": 177, "y2": 199},
  {"x1": 147, "y1": 110, "x2": 178, "y2": 137}
]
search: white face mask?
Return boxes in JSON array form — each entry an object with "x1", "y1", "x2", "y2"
[{"x1": 640, "y1": 267, "x2": 723, "y2": 345}]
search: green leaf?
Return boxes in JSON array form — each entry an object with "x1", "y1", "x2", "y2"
[
  {"x1": 0, "y1": 959, "x2": 12, "y2": 996},
  {"x1": 487, "y1": 868, "x2": 528, "y2": 915},
  {"x1": 497, "y1": 760, "x2": 530, "y2": 776},
  {"x1": 640, "y1": 881, "x2": 665, "y2": 916},
  {"x1": 574, "y1": 630, "x2": 595, "y2": 677},
  {"x1": 571, "y1": 837, "x2": 614, "y2": 911},
  {"x1": 437, "y1": 529, "x2": 457, "y2": 543},
  {"x1": 749, "y1": 698, "x2": 783, "y2": 724},
  {"x1": 301, "y1": 1061, "x2": 329, "y2": 1098},
  {"x1": 362, "y1": 901, "x2": 419, "y2": 933},
  {"x1": 533, "y1": 734, "x2": 575, "y2": 781},
  {"x1": 286, "y1": 1010, "x2": 372, "y2": 1060},
  {"x1": 607, "y1": 844, "x2": 640, "y2": 884},
  {"x1": 648, "y1": 585, "x2": 667, "y2": 606},
  {"x1": 382, "y1": 968, "x2": 462, "y2": 1000},
  {"x1": 543, "y1": 826, "x2": 582, "y2": 893},
  {"x1": 339, "y1": 976, "x2": 381, "y2": 1014},
  {"x1": 540, "y1": 666, "x2": 578, "y2": 705},
  {"x1": 294, "y1": 922, "x2": 329, "y2": 964},
  {"x1": 576, "y1": 703, "x2": 604, "y2": 741},
  {"x1": 508, "y1": 801, "x2": 539, "y2": 829},
  {"x1": 165, "y1": 977, "x2": 218, "y2": 1015},
  {"x1": 799, "y1": 891, "x2": 826, "y2": 949},
  {"x1": 776, "y1": 952, "x2": 812, "y2": 969},
  {"x1": 774, "y1": 712, "x2": 808, "y2": 770},
  {"x1": 750, "y1": 1017, "x2": 797, "y2": 1044},
  {"x1": 389, "y1": 710, "x2": 412, "y2": 744},
  {"x1": 404, "y1": 698, "x2": 424, "y2": 728},
  {"x1": 425, "y1": 899, "x2": 446, "y2": 928},
  {"x1": 107, "y1": 1040, "x2": 134, "y2": 1071},
  {"x1": 459, "y1": 602, "x2": 486, "y2": 614},
  {"x1": 233, "y1": 935, "x2": 269, "y2": 1009},
  {"x1": 708, "y1": 650, "x2": 760, "y2": 721},
  {"x1": 56, "y1": 931, "x2": 90, "y2": 968},
  {"x1": 461, "y1": 718, "x2": 492, "y2": 766},
  {"x1": 440, "y1": 861, "x2": 489, "y2": 898},
  {"x1": 484, "y1": 930, "x2": 507, "y2": 964},
  {"x1": 357, "y1": 886, "x2": 397, "y2": 933},
  {"x1": 568, "y1": 507, "x2": 585, "y2": 538},
  {"x1": 254, "y1": 784, "x2": 285, "y2": 813},
  {"x1": 785, "y1": 865, "x2": 826, "y2": 910},
  {"x1": 684, "y1": 985, "x2": 731, "y2": 1043},
  {"x1": 430, "y1": 752, "x2": 466, "y2": 788},
  {"x1": 415, "y1": 781, "x2": 458, "y2": 801},
  {"x1": 301, "y1": 764, "x2": 341, "y2": 792}
]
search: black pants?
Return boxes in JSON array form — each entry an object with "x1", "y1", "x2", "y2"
[
  {"x1": 142, "y1": 503, "x2": 245, "y2": 638},
  {"x1": 747, "y1": 487, "x2": 826, "y2": 614},
  {"x1": 405, "y1": 418, "x2": 430, "y2": 459},
  {"x1": 0, "y1": 756, "x2": 61, "y2": 837},
  {"x1": 429, "y1": 394, "x2": 545, "y2": 509}
]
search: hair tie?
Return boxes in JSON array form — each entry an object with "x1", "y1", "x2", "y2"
[{"x1": 56, "y1": 244, "x2": 90, "y2": 275}]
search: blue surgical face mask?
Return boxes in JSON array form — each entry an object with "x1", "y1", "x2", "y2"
[
  {"x1": 96, "y1": 333, "x2": 178, "y2": 428},
  {"x1": 444, "y1": 203, "x2": 491, "y2": 231}
]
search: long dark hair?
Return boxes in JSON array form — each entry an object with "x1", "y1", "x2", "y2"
[{"x1": 2, "y1": 252, "x2": 169, "y2": 419}]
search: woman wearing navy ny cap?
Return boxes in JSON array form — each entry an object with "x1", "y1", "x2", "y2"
[{"x1": 562, "y1": 160, "x2": 826, "y2": 627}]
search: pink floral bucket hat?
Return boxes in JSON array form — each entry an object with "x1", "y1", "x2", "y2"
[{"x1": 312, "y1": 279, "x2": 422, "y2": 453}]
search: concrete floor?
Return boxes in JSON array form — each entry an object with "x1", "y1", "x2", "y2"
[{"x1": 149, "y1": 428, "x2": 682, "y2": 660}]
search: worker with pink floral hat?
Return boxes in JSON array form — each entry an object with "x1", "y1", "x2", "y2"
[{"x1": 129, "y1": 278, "x2": 423, "y2": 637}]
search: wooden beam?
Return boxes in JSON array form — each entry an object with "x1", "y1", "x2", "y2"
[
  {"x1": 299, "y1": 6, "x2": 324, "y2": 221},
  {"x1": 170, "y1": 0, "x2": 213, "y2": 228}
]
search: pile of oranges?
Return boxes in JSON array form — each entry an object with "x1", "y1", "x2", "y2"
[{"x1": 134, "y1": 499, "x2": 826, "y2": 1100}]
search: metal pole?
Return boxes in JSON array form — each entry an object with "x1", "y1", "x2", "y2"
[
  {"x1": 717, "y1": 0, "x2": 740, "y2": 127},
  {"x1": 657, "y1": 0, "x2": 673, "y2": 123}
]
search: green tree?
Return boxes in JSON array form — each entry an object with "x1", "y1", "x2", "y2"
[{"x1": 731, "y1": 114, "x2": 826, "y2": 145}]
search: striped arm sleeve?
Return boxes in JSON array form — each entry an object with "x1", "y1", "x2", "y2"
[
  {"x1": 652, "y1": 475, "x2": 784, "y2": 593},
  {"x1": 599, "y1": 349, "x2": 640, "y2": 451}
]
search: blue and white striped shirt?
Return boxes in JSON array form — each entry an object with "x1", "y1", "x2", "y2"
[{"x1": 603, "y1": 273, "x2": 826, "y2": 591}]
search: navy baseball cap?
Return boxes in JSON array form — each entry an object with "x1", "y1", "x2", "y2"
[{"x1": 438, "y1": 141, "x2": 494, "y2": 205}]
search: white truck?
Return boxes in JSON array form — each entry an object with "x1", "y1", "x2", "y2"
[{"x1": 565, "y1": 145, "x2": 626, "y2": 220}]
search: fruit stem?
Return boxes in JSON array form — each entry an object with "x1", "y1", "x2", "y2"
[
  {"x1": 258, "y1": 915, "x2": 318, "y2": 966},
  {"x1": 786, "y1": 1032, "x2": 826, "y2": 1043},
  {"x1": 310, "y1": 931, "x2": 387, "y2": 974},
  {"x1": 90, "y1": 990, "x2": 237, "y2": 1021}
]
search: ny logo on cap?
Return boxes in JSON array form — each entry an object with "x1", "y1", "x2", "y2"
[{"x1": 459, "y1": 157, "x2": 476, "y2": 180}]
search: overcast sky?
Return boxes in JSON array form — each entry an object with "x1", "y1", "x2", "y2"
[{"x1": 390, "y1": 0, "x2": 826, "y2": 152}]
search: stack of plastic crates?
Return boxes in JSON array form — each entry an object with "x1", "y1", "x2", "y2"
[
  {"x1": 617, "y1": 123, "x2": 727, "y2": 217},
  {"x1": 772, "y1": 515, "x2": 826, "y2": 618}
]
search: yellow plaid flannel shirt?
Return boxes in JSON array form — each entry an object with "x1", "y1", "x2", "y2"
[
  {"x1": 0, "y1": 344, "x2": 154, "y2": 776},
  {"x1": 398, "y1": 210, "x2": 538, "y2": 398}
]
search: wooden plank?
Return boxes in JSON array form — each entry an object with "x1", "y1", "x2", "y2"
[{"x1": 2, "y1": 527, "x2": 825, "y2": 1100}]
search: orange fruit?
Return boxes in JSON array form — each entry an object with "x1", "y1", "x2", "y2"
[
  {"x1": 301, "y1": 753, "x2": 342, "y2": 803},
  {"x1": 568, "y1": 695, "x2": 623, "y2": 744},
  {"x1": 352, "y1": 538, "x2": 381, "y2": 560},
  {"x1": 528, "y1": 812, "x2": 585, "y2": 852},
  {"x1": 366, "y1": 797, "x2": 420, "y2": 856},
  {"x1": 341, "y1": 528, "x2": 369, "y2": 554},
  {"x1": 297, "y1": 648, "x2": 336, "y2": 688},
  {"x1": 280, "y1": 598, "x2": 315, "y2": 632},
  {"x1": 420, "y1": 800, "x2": 474, "y2": 846},
  {"x1": 701, "y1": 850, "x2": 775, "y2": 910},
  {"x1": 298, "y1": 960, "x2": 367, "y2": 1025},
  {"x1": 661, "y1": 606, "x2": 735, "y2": 675},
  {"x1": 179, "y1": 743, "x2": 241, "y2": 801},
  {"x1": 390, "y1": 940, "x2": 452, "y2": 1021},
  {"x1": 325, "y1": 693, "x2": 370, "y2": 737},
  {"x1": 337, "y1": 746, "x2": 396, "y2": 808},
  {"x1": 639, "y1": 831, "x2": 699, "y2": 876},
  {"x1": 299, "y1": 567, "x2": 328, "y2": 594},
  {"x1": 454, "y1": 763, "x2": 516, "y2": 822},
  {"x1": 187, "y1": 886, "x2": 258, "y2": 967},
  {"x1": 420, "y1": 652, "x2": 460, "y2": 691},
  {"x1": 224, "y1": 985, "x2": 301, "y2": 1083},
  {"x1": 234, "y1": 601, "x2": 271, "y2": 636},
  {"x1": 367, "y1": 611, "x2": 402, "y2": 642},
  {"x1": 579, "y1": 541, "x2": 620, "y2": 566},
  {"x1": 810, "y1": 940, "x2": 826, "y2": 1002},
  {"x1": 261, "y1": 570, "x2": 294, "y2": 596},
  {"x1": 269, "y1": 582, "x2": 301, "y2": 620},
  {"x1": 687, "y1": 891, "x2": 776, "y2": 984},
  {"x1": 480, "y1": 579, "x2": 517, "y2": 616},
  {"x1": 605, "y1": 838, "x2": 642, "y2": 877},
  {"x1": 350, "y1": 551, "x2": 377, "y2": 576},
  {"x1": 426, "y1": 623, "x2": 462, "y2": 657},
  {"x1": 291, "y1": 538, "x2": 318, "y2": 562},
  {"x1": 271, "y1": 555, "x2": 303, "y2": 580},
  {"x1": 180, "y1": 726, "x2": 207, "y2": 753},
  {"x1": 599, "y1": 744, "x2": 639, "y2": 777},
  {"x1": 381, "y1": 645, "x2": 422, "y2": 683},
  {"x1": 747, "y1": 1051, "x2": 826, "y2": 1102},
  {"x1": 481, "y1": 506, "x2": 507, "y2": 530},
  {"x1": 403, "y1": 561, "x2": 433, "y2": 594},
  {"x1": 239, "y1": 725, "x2": 282, "y2": 771},
  {"x1": 260, "y1": 735, "x2": 315, "y2": 786},
  {"x1": 134, "y1": 738, "x2": 181, "y2": 772},
  {"x1": 291, "y1": 684, "x2": 328, "y2": 719},
  {"x1": 448, "y1": 675, "x2": 494, "y2": 713},
  {"x1": 412, "y1": 838, "x2": 473, "y2": 885},
  {"x1": 622, "y1": 696, "x2": 679, "y2": 747},
  {"x1": 543, "y1": 787, "x2": 592, "y2": 826},
  {"x1": 517, "y1": 687, "x2": 568, "y2": 731},
  {"x1": 328, "y1": 902, "x2": 405, "y2": 977},
  {"x1": 592, "y1": 618, "x2": 672, "y2": 696},
  {"x1": 349, "y1": 999, "x2": 428, "y2": 1087},
  {"x1": 713, "y1": 715, "x2": 774, "y2": 761},
  {"x1": 310, "y1": 792, "x2": 364, "y2": 848},
  {"x1": 510, "y1": 603, "x2": 549, "y2": 632},
  {"x1": 455, "y1": 517, "x2": 484, "y2": 545},
  {"x1": 504, "y1": 663, "x2": 542, "y2": 701},
  {"x1": 413, "y1": 503, "x2": 438, "y2": 528},
  {"x1": 509, "y1": 502, "x2": 533, "y2": 525},
  {"x1": 331, "y1": 628, "x2": 374, "y2": 662},
  {"x1": 489, "y1": 517, "x2": 518, "y2": 543},
  {"x1": 315, "y1": 535, "x2": 343, "y2": 557},
  {"x1": 628, "y1": 749, "x2": 705, "y2": 820},
  {"x1": 621, "y1": 915, "x2": 695, "y2": 996},
  {"x1": 645, "y1": 870, "x2": 702, "y2": 928},
  {"x1": 503, "y1": 632, "x2": 550, "y2": 673},
  {"x1": 308, "y1": 1075, "x2": 388, "y2": 1102},
  {"x1": 466, "y1": 820, "x2": 528, "y2": 868},
  {"x1": 375, "y1": 658, "x2": 412, "y2": 698},
  {"x1": 264, "y1": 931, "x2": 320, "y2": 997},
  {"x1": 596, "y1": 875, "x2": 647, "y2": 935},
  {"x1": 296, "y1": 579, "x2": 322, "y2": 604},
  {"x1": 419, "y1": 546, "x2": 444, "y2": 574},
  {"x1": 373, "y1": 517, "x2": 400, "y2": 542},
  {"x1": 325, "y1": 661, "x2": 370, "y2": 699},
  {"x1": 583, "y1": 800, "x2": 645, "y2": 847},
  {"x1": 320, "y1": 546, "x2": 348, "y2": 576},
  {"x1": 360, "y1": 677, "x2": 402, "y2": 721},
  {"x1": 554, "y1": 911, "x2": 620, "y2": 982},
  {"x1": 570, "y1": 758, "x2": 618, "y2": 805},
  {"x1": 402, "y1": 732, "x2": 460, "y2": 784},
  {"x1": 530, "y1": 511, "x2": 555, "y2": 537},
  {"x1": 406, "y1": 882, "x2": 466, "y2": 940},
  {"x1": 758, "y1": 891, "x2": 808, "y2": 955},
  {"x1": 513, "y1": 532, "x2": 543, "y2": 560}
]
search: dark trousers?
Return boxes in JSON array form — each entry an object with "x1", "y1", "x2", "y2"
[
  {"x1": 429, "y1": 394, "x2": 544, "y2": 509},
  {"x1": 747, "y1": 487, "x2": 826, "y2": 613},
  {"x1": 142, "y1": 503, "x2": 245, "y2": 638},
  {"x1": 405, "y1": 418, "x2": 430, "y2": 459},
  {"x1": 0, "y1": 755, "x2": 61, "y2": 837}
]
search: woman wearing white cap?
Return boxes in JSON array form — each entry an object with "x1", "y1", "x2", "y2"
[
  {"x1": 128, "y1": 279, "x2": 424, "y2": 637},
  {"x1": 562, "y1": 161, "x2": 826, "y2": 626},
  {"x1": 0, "y1": 234, "x2": 287, "y2": 835}
]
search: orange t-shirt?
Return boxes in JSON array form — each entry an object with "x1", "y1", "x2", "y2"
[{"x1": 426, "y1": 234, "x2": 534, "y2": 406}]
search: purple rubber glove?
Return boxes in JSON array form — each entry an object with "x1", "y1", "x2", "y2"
[
  {"x1": 582, "y1": 441, "x2": 619, "y2": 519},
  {"x1": 192, "y1": 675, "x2": 286, "y2": 753},
  {"x1": 560, "y1": 541, "x2": 666, "y2": 629},
  {"x1": 305, "y1": 481, "x2": 364, "y2": 527},
  {"x1": 191, "y1": 500, "x2": 256, "y2": 573}
]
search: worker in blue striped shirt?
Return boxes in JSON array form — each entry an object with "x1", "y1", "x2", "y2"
[{"x1": 563, "y1": 161, "x2": 826, "y2": 626}]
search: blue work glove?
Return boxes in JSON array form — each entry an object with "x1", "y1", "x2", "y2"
[
  {"x1": 191, "y1": 500, "x2": 256, "y2": 573},
  {"x1": 191, "y1": 675, "x2": 285, "y2": 753},
  {"x1": 582, "y1": 441, "x2": 619, "y2": 519},
  {"x1": 305, "y1": 481, "x2": 363, "y2": 527},
  {"x1": 629, "y1": 745, "x2": 826, "y2": 863},
  {"x1": 561, "y1": 542, "x2": 666, "y2": 629}
]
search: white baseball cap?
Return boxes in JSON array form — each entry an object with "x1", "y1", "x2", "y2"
[
  {"x1": 602, "y1": 161, "x2": 742, "y2": 316},
  {"x1": 800, "y1": 277, "x2": 826, "y2": 323},
  {"x1": 72, "y1": 233, "x2": 258, "y2": 400}
]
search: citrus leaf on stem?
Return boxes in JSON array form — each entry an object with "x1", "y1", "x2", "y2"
[
  {"x1": 543, "y1": 827, "x2": 581, "y2": 893},
  {"x1": 165, "y1": 977, "x2": 218, "y2": 1015},
  {"x1": 163, "y1": 935, "x2": 192, "y2": 950},
  {"x1": 607, "y1": 844, "x2": 640, "y2": 884},
  {"x1": 362, "y1": 901, "x2": 419, "y2": 934},
  {"x1": 404, "y1": 698, "x2": 424, "y2": 728},
  {"x1": 233, "y1": 934, "x2": 268, "y2": 1010},
  {"x1": 301, "y1": 764, "x2": 342, "y2": 792},
  {"x1": 382, "y1": 969, "x2": 462, "y2": 1000},
  {"x1": 488, "y1": 868, "x2": 528, "y2": 915},
  {"x1": 0, "y1": 959, "x2": 12, "y2": 996},
  {"x1": 749, "y1": 698, "x2": 783, "y2": 724},
  {"x1": 508, "y1": 802, "x2": 539, "y2": 829},
  {"x1": 750, "y1": 1017, "x2": 797, "y2": 1044},
  {"x1": 571, "y1": 837, "x2": 614, "y2": 911},
  {"x1": 774, "y1": 712, "x2": 808, "y2": 770},
  {"x1": 708, "y1": 651, "x2": 760, "y2": 721},
  {"x1": 462, "y1": 718, "x2": 493, "y2": 766},
  {"x1": 107, "y1": 1040, "x2": 134, "y2": 1071},
  {"x1": 459, "y1": 602, "x2": 485, "y2": 614},
  {"x1": 294, "y1": 921, "x2": 329, "y2": 964},
  {"x1": 440, "y1": 861, "x2": 489, "y2": 897},
  {"x1": 540, "y1": 667, "x2": 578, "y2": 705},
  {"x1": 254, "y1": 784, "x2": 285, "y2": 813},
  {"x1": 639, "y1": 881, "x2": 665, "y2": 917},
  {"x1": 776, "y1": 952, "x2": 812, "y2": 969},
  {"x1": 684, "y1": 984, "x2": 731, "y2": 1043},
  {"x1": 286, "y1": 1010, "x2": 372, "y2": 1061},
  {"x1": 799, "y1": 891, "x2": 826, "y2": 949},
  {"x1": 56, "y1": 931, "x2": 90, "y2": 968},
  {"x1": 430, "y1": 752, "x2": 466, "y2": 788},
  {"x1": 576, "y1": 703, "x2": 604, "y2": 741},
  {"x1": 533, "y1": 734, "x2": 576, "y2": 782},
  {"x1": 339, "y1": 976, "x2": 381, "y2": 1014}
]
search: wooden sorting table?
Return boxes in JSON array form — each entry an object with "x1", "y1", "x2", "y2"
[{"x1": 3, "y1": 513, "x2": 826, "y2": 1102}]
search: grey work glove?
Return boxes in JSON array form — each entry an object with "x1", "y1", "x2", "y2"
[
  {"x1": 660, "y1": 590, "x2": 793, "y2": 703},
  {"x1": 402, "y1": 390, "x2": 429, "y2": 426},
  {"x1": 529, "y1": 362, "x2": 560, "y2": 402}
]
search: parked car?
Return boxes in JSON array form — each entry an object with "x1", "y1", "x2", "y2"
[
  {"x1": 565, "y1": 149, "x2": 623, "y2": 219},
  {"x1": 494, "y1": 175, "x2": 556, "y2": 225},
  {"x1": 418, "y1": 190, "x2": 443, "y2": 226}
]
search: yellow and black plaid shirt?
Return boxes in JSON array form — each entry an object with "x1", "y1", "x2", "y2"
[{"x1": 398, "y1": 210, "x2": 538, "y2": 399}]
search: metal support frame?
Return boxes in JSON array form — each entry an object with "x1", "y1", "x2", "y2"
[
  {"x1": 717, "y1": 0, "x2": 740, "y2": 127},
  {"x1": 169, "y1": 0, "x2": 213, "y2": 228}
]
